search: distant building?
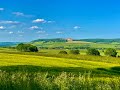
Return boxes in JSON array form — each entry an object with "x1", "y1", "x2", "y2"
[{"x1": 66, "y1": 38, "x2": 73, "y2": 42}]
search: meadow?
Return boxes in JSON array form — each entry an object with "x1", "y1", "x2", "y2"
[
  {"x1": 31, "y1": 40, "x2": 120, "y2": 50},
  {"x1": 0, "y1": 47, "x2": 120, "y2": 90}
]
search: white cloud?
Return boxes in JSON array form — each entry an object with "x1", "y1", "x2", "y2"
[
  {"x1": 12, "y1": 12, "x2": 33, "y2": 17},
  {"x1": 74, "y1": 26, "x2": 80, "y2": 29},
  {"x1": 9, "y1": 31, "x2": 14, "y2": 34},
  {"x1": 12, "y1": 12, "x2": 24, "y2": 16},
  {"x1": 17, "y1": 31, "x2": 24, "y2": 34},
  {"x1": 36, "y1": 31, "x2": 46, "y2": 34},
  {"x1": 0, "y1": 8, "x2": 4, "y2": 11},
  {"x1": 56, "y1": 31, "x2": 63, "y2": 34},
  {"x1": 33, "y1": 19, "x2": 55, "y2": 24},
  {"x1": 0, "y1": 26, "x2": 6, "y2": 30},
  {"x1": 0, "y1": 21, "x2": 20, "y2": 24},
  {"x1": 47, "y1": 21, "x2": 55, "y2": 23},
  {"x1": 29, "y1": 26, "x2": 39, "y2": 30},
  {"x1": 33, "y1": 19, "x2": 46, "y2": 23}
]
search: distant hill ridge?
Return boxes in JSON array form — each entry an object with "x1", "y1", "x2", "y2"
[
  {"x1": 31, "y1": 38, "x2": 120, "y2": 43},
  {"x1": 0, "y1": 42, "x2": 20, "y2": 47},
  {"x1": 31, "y1": 38, "x2": 67, "y2": 42},
  {"x1": 1, "y1": 38, "x2": 120, "y2": 47},
  {"x1": 78, "y1": 39, "x2": 120, "y2": 43}
]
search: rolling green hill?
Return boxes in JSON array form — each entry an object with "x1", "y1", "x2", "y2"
[
  {"x1": 0, "y1": 48, "x2": 120, "y2": 89},
  {"x1": 77, "y1": 38, "x2": 120, "y2": 43},
  {"x1": 32, "y1": 38, "x2": 67, "y2": 43},
  {"x1": 31, "y1": 38, "x2": 120, "y2": 44},
  {"x1": 0, "y1": 52, "x2": 120, "y2": 76},
  {"x1": 30, "y1": 38, "x2": 120, "y2": 49}
]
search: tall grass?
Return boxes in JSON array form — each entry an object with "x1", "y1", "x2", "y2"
[
  {"x1": 0, "y1": 49, "x2": 120, "y2": 89},
  {"x1": 0, "y1": 71, "x2": 120, "y2": 90}
]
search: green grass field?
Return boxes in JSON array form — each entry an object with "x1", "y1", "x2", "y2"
[
  {"x1": 0, "y1": 52, "x2": 120, "y2": 75},
  {"x1": 31, "y1": 41, "x2": 120, "y2": 49},
  {"x1": 0, "y1": 48, "x2": 120, "y2": 90}
]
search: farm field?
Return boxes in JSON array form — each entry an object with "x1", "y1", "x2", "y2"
[
  {"x1": 31, "y1": 40, "x2": 120, "y2": 49},
  {"x1": 0, "y1": 52, "x2": 120, "y2": 73},
  {"x1": 0, "y1": 42, "x2": 120, "y2": 90},
  {"x1": 0, "y1": 48, "x2": 120, "y2": 89}
]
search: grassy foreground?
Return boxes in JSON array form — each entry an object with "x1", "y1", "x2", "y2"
[
  {"x1": 0, "y1": 71, "x2": 120, "y2": 90},
  {"x1": 0, "y1": 51, "x2": 120, "y2": 89}
]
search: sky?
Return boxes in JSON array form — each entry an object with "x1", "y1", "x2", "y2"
[{"x1": 0, "y1": 0, "x2": 120, "y2": 42}]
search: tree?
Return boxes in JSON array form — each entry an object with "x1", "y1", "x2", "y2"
[
  {"x1": 29, "y1": 46, "x2": 38, "y2": 52},
  {"x1": 59, "y1": 51, "x2": 68, "y2": 54},
  {"x1": 16, "y1": 43, "x2": 38, "y2": 52},
  {"x1": 16, "y1": 43, "x2": 24, "y2": 51},
  {"x1": 70, "y1": 50, "x2": 80, "y2": 55},
  {"x1": 86, "y1": 48, "x2": 100, "y2": 56},
  {"x1": 104, "y1": 48, "x2": 117, "y2": 57}
]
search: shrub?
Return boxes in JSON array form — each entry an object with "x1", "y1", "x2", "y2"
[
  {"x1": 86, "y1": 48, "x2": 100, "y2": 56},
  {"x1": 104, "y1": 48, "x2": 117, "y2": 57},
  {"x1": 29, "y1": 46, "x2": 38, "y2": 52},
  {"x1": 70, "y1": 50, "x2": 80, "y2": 55},
  {"x1": 16, "y1": 43, "x2": 38, "y2": 52},
  {"x1": 59, "y1": 51, "x2": 68, "y2": 54},
  {"x1": 117, "y1": 55, "x2": 120, "y2": 58}
]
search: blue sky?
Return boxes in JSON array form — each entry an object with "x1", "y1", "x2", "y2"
[{"x1": 0, "y1": 0, "x2": 120, "y2": 42}]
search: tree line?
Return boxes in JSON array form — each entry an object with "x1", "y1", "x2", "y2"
[
  {"x1": 16, "y1": 43, "x2": 118, "y2": 57},
  {"x1": 59, "y1": 48, "x2": 118, "y2": 57}
]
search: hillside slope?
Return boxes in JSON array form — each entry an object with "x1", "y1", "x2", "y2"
[{"x1": 0, "y1": 53, "x2": 120, "y2": 76}]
